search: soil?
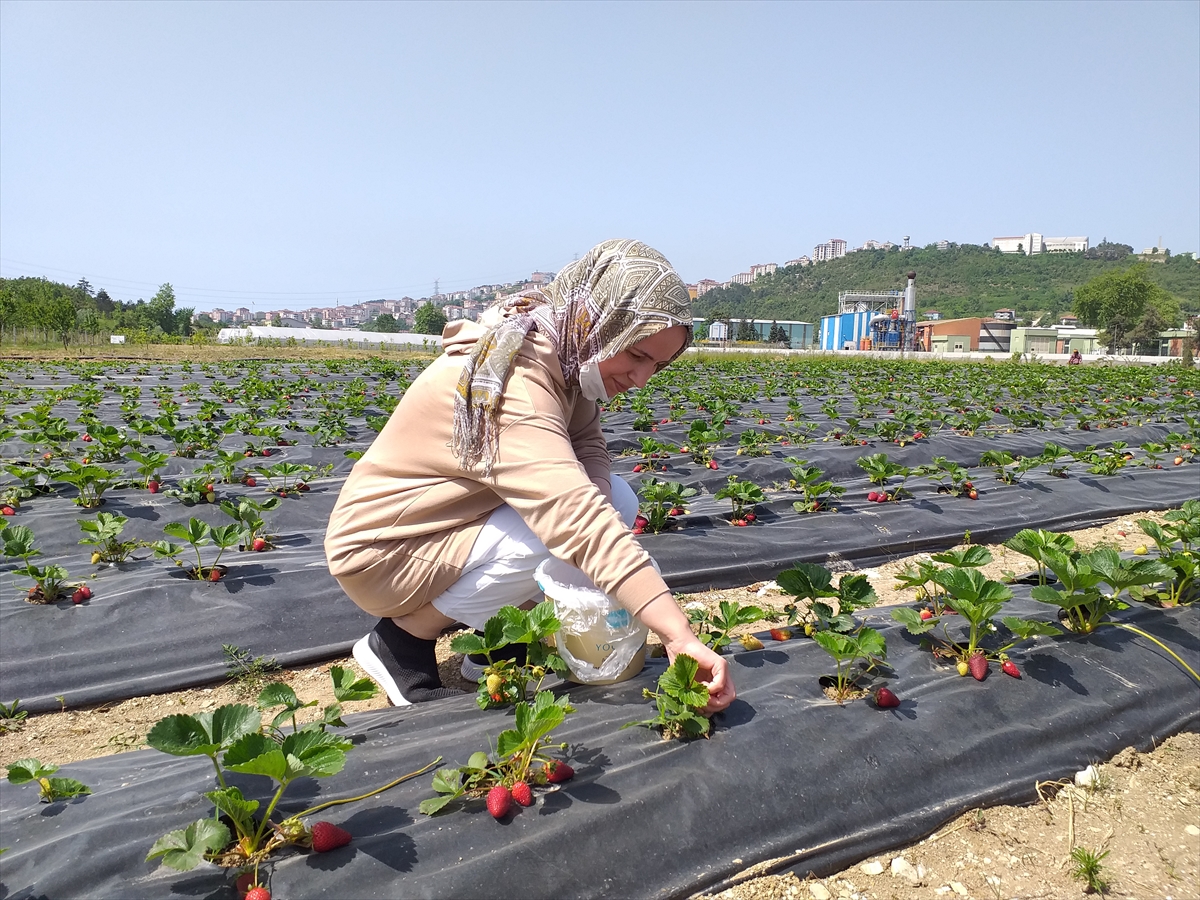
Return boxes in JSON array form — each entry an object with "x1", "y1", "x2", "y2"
[{"x1": 3, "y1": 511, "x2": 1197, "y2": 899}]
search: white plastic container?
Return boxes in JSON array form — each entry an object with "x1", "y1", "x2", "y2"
[{"x1": 534, "y1": 557, "x2": 648, "y2": 685}]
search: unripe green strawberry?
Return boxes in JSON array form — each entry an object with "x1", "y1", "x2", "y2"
[
  {"x1": 739, "y1": 634, "x2": 764, "y2": 651},
  {"x1": 486, "y1": 673, "x2": 503, "y2": 695},
  {"x1": 968, "y1": 653, "x2": 988, "y2": 681},
  {"x1": 956, "y1": 660, "x2": 970, "y2": 677}
]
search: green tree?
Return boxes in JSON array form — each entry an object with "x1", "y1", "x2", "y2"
[
  {"x1": 1127, "y1": 305, "x2": 1169, "y2": 355},
  {"x1": 44, "y1": 293, "x2": 77, "y2": 349},
  {"x1": 148, "y1": 284, "x2": 177, "y2": 334},
  {"x1": 414, "y1": 302, "x2": 447, "y2": 335},
  {"x1": 1073, "y1": 264, "x2": 1161, "y2": 332},
  {"x1": 367, "y1": 313, "x2": 399, "y2": 333},
  {"x1": 736, "y1": 319, "x2": 758, "y2": 342}
]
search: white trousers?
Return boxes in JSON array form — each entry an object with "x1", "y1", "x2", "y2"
[{"x1": 431, "y1": 476, "x2": 640, "y2": 631}]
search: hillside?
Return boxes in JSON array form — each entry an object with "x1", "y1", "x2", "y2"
[{"x1": 694, "y1": 244, "x2": 1200, "y2": 325}]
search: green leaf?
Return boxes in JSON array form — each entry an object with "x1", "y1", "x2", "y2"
[
  {"x1": 777, "y1": 562, "x2": 835, "y2": 600},
  {"x1": 257, "y1": 682, "x2": 301, "y2": 710},
  {"x1": 5, "y1": 757, "x2": 56, "y2": 783},
  {"x1": 837, "y1": 574, "x2": 878, "y2": 610},
  {"x1": 146, "y1": 818, "x2": 231, "y2": 871},
  {"x1": 482, "y1": 614, "x2": 506, "y2": 652},
  {"x1": 330, "y1": 665, "x2": 380, "y2": 701},
  {"x1": 449, "y1": 632, "x2": 486, "y2": 655},
  {"x1": 146, "y1": 715, "x2": 221, "y2": 757},
  {"x1": 659, "y1": 654, "x2": 700, "y2": 698},
  {"x1": 223, "y1": 733, "x2": 287, "y2": 782},
  {"x1": 465, "y1": 751, "x2": 490, "y2": 771},
  {"x1": 42, "y1": 777, "x2": 91, "y2": 801},
  {"x1": 526, "y1": 600, "x2": 561, "y2": 639},
  {"x1": 201, "y1": 704, "x2": 262, "y2": 750},
  {"x1": 931, "y1": 545, "x2": 994, "y2": 568},
  {"x1": 812, "y1": 630, "x2": 855, "y2": 661},
  {"x1": 418, "y1": 794, "x2": 457, "y2": 816},
  {"x1": 891, "y1": 607, "x2": 935, "y2": 634},
  {"x1": 203, "y1": 787, "x2": 259, "y2": 837},
  {"x1": 495, "y1": 728, "x2": 523, "y2": 759},
  {"x1": 281, "y1": 729, "x2": 350, "y2": 779},
  {"x1": 857, "y1": 627, "x2": 887, "y2": 660},
  {"x1": 1001, "y1": 616, "x2": 1062, "y2": 640},
  {"x1": 430, "y1": 768, "x2": 465, "y2": 795}
]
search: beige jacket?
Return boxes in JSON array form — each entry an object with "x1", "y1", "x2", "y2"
[{"x1": 325, "y1": 319, "x2": 668, "y2": 619}]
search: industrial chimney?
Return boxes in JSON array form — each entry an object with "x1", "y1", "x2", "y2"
[{"x1": 903, "y1": 271, "x2": 916, "y2": 322}]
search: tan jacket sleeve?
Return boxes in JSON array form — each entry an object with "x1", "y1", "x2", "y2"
[{"x1": 483, "y1": 350, "x2": 667, "y2": 615}]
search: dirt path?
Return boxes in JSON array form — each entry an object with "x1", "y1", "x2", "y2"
[{"x1": 3, "y1": 511, "x2": 1196, "y2": 899}]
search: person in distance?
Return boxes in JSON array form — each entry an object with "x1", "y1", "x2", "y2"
[{"x1": 325, "y1": 238, "x2": 735, "y2": 714}]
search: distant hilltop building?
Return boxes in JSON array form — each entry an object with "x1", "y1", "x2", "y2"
[
  {"x1": 813, "y1": 238, "x2": 848, "y2": 262},
  {"x1": 992, "y1": 233, "x2": 1089, "y2": 255}
]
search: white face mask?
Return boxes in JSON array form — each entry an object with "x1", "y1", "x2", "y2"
[{"x1": 577, "y1": 360, "x2": 610, "y2": 403}]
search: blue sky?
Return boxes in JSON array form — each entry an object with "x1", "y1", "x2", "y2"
[{"x1": 2, "y1": 1, "x2": 1197, "y2": 311}]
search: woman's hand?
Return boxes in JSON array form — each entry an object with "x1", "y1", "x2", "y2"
[
  {"x1": 635, "y1": 592, "x2": 737, "y2": 715},
  {"x1": 662, "y1": 636, "x2": 735, "y2": 714}
]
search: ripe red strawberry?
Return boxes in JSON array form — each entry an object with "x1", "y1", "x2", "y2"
[
  {"x1": 244, "y1": 886, "x2": 271, "y2": 900},
  {"x1": 544, "y1": 760, "x2": 574, "y2": 783},
  {"x1": 252, "y1": 537, "x2": 267, "y2": 552},
  {"x1": 297, "y1": 482, "x2": 309, "y2": 491},
  {"x1": 1001, "y1": 660, "x2": 1021, "y2": 678},
  {"x1": 867, "y1": 491, "x2": 879, "y2": 502},
  {"x1": 769, "y1": 627, "x2": 793, "y2": 641},
  {"x1": 486, "y1": 784, "x2": 512, "y2": 819},
  {"x1": 147, "y1": 480, "x2": 160, "y2": 493},
  {"x1": 707, "y1": 460, "x2": 719, "y2": 470},
  {"x1": 634, "y1": 514, "x2": 649, "y2": 529},
  {"x1": 244, "y1": 476, "x2": 257, "y2": 487},
  {"x1": 668, "y1": 507, "x2": 684, "y2": 516},
  {"x1": 631, "y1": 525, "x2": 644, "y2": 535},
  {"x1": 72, "y1": 585, "x2": 92, "y2": 604},
  {"x1": 511, "y1": 781, "x2": 534, "y2": 807},
  {"x1": 208, "y1": 568, "x2": 222, "y2": 583},
  {"x1": 245, "y1": 450, "x2": 256, "y2": 458},
  {"x1": 919, "y1": 609, "x2": 933, "y2": 620},
  {"x1": 632, "y1": 464, "x2": 644, "y2": 473},
  {"x1": 310, "y1": 820, "x2": 352, "y2": 852},
  {"x1": 1, "y1": 505, "x2": 14, "y2": 516},
  {"x1": 966, "y1": 489, "x2": 978, "y2": 500},
  {"x1": 873, "y1": 687, "x2": 900, "y2": 708},
  {"x1": 968, "y1": 653, "x2": 988, "y2": 681},
  {"x1": 744, "y1": 513, "x2": 756, "y2": 522},
  {"x1": 81, "y1": 433, "x2": 92, "y2": 442}
]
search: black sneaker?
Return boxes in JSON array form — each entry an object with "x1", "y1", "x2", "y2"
[{"x1": 352, "y1": 619, "x2": 462, "y2": 706}]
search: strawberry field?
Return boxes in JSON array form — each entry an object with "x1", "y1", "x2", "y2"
[{"x1": 1, "y1": 353, "x2": 1198, "y2": 899}]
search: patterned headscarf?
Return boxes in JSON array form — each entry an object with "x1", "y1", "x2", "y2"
[{"x1": 452, "y1": 238, "x2": 693, "y2": 475}]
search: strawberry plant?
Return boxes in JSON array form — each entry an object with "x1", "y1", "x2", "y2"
[
  {"x1": 688, "y1": 599, "x2": 767, "y2": 652},
  {"x1": 420, "y1": 690, "x2": 576, "y2": 816},
  {"x1": 714, "y1": 475, "x2": 765, "y2": 525},
  {"x1": 777, "y1": 562, "x2": 877, "y2": 634},
  {"x1": 635, "y1": 478, "x2": 697, "y2": 533},
  {"x1": 1038, "y1": 442, "x2": 1072, "y2": 478},
  {"x1": 199, "y1": 449, "x2": 251, "y2": 485},
  {"x1": 127, "y1": 449, "x2": 170, "y2": 488},
  {"x1": 736, "y1": 428, "x2": 771, "y2": 457},
  {"x1": 0, "y1": 698, "x2": 28, "y2": 733},
  {"x1": 856, "y1": 452, "x2": 914, "y2": 500},
  {"x1": 1, "y1": 524, "x2": 77, "y2": 603},
  {"x1": 5, "y1": 758, "x2": 91, "y2": 803},
  {"x1": 924, "y1": 456, "x2": 974, "y2": 497},
  {"x1": 163, "y1": 475, "x2": 218, "y2": 506},
  {"x1": 812, "y1": 627, "x2": 887, "y2": 704},
  {"x1": 892, "y1": 567, "x2": 1059, "y2": 673},
  {"x1": 623, "y1": 654, "x2": 711, "y2": 740},
  {"x1": 79, "y1": 423, "x2": 141, "y2": 462},
  {"x1": 1032, "y1": 547, "x2": 1177, "y2": 635},
  {"x1": 1136, "y1": 502, "x2": 1199, "y2": 607},
  {"x1": 979, "y1": 450, "x2": 1038, "y2": 485},
  {"x1": 154, "y1": 518, "x2": 243, "y2": 580},
  {"x1": 784, "y1": 458, "x2": 845, "y2": 513},
  {"x1": 253, "y1": 461, "x2": 316, "y2": 496},
  {"x1": 449, "y1": 602, "x2": 567, "y2": 708},
  {"x1": 1004, "y1": 529, "x2": 1077, "y2": 586},
  {"x1": 78, "y1": 512, "x2": 144, "y2": 565},
  {"x1": 220, "y1": 496, "x2": 282, "y2": 551},
  {"x1": 52, "y1": 461, "x2": 121, "y2": 508},
  {"x1": 683, "y1": 418, "x2": 728, "y2": 464},
  {"x1": 145, "y1": 669, "x2": 435, "y2": 871}
]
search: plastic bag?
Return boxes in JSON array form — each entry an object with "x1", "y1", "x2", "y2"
[{"x1": 534, "y1": 557, "x2": 649, "y2": 684}]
